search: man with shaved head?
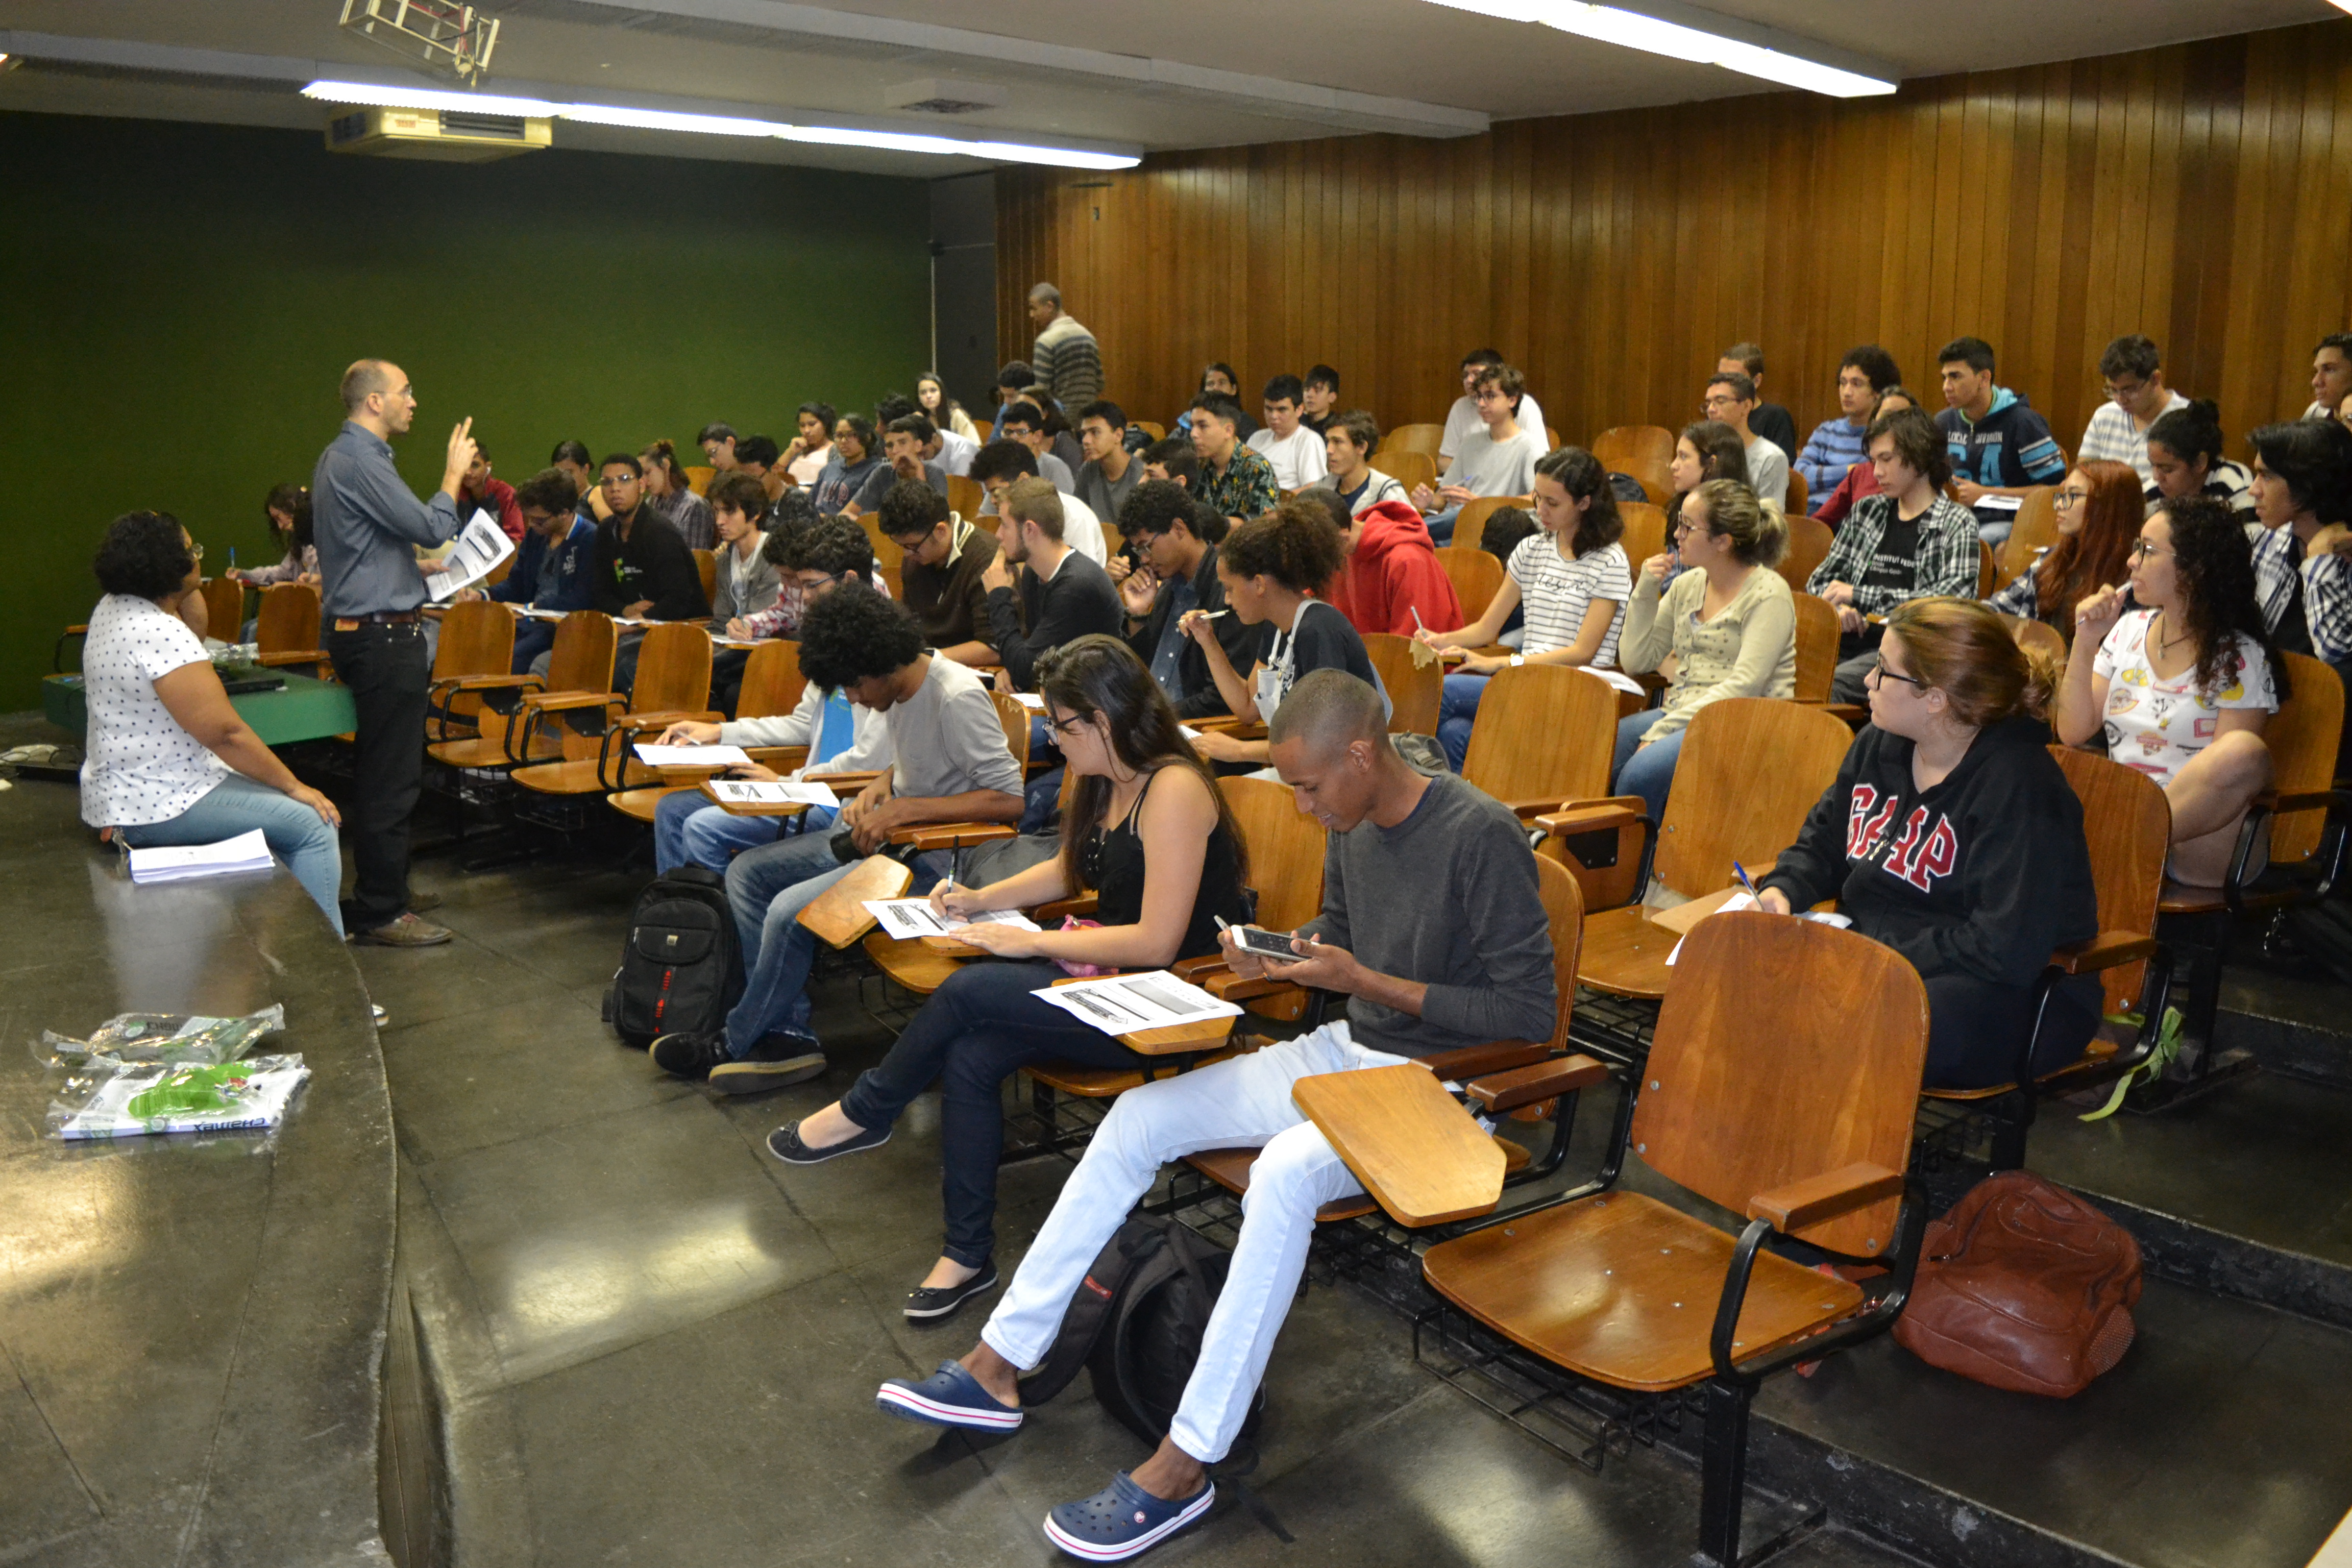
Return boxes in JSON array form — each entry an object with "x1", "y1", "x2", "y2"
[
  {"x1": 313, "y1": 356, "x2": 478, "y2": 946},
  {"x1": 876, "y1": 668, "x2": 1556, "y2": 1557}
]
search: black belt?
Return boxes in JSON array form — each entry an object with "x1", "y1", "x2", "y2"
[{"x1": 331, "y1": 610, "x2": 422, "y2": 628}]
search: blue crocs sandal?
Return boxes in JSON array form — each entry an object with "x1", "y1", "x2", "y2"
[
  {"x1": 1042, "y1": 1471, "x2": 1215, "y2": 1561},
  {"x1": 874, "y1": 1359, "x2": 1024, "y2": 1432}
]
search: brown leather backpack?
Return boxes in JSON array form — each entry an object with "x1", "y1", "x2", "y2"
[{"x1": 1892, "y1": 1171, "x2": 2142, "y2": 1398}]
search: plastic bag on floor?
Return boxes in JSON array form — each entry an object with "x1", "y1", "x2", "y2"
[
  {"x1": 40, "y1": 1004, "x2": 285, "y2": 1067},
  {"x1": 46, "y1": 1054, "x2": 310, "y2": 1140}
]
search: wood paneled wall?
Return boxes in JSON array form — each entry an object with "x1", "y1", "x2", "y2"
[{"x1": 997, "y1": 21, "x2": 2352, "y2": 463}]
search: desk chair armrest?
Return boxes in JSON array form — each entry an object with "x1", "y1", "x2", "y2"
[
  {"x1": 254, "y1": 649, "x2": 330, "y2": 668},
  {"x1": 1795, "y1": 700, "x2": 1869, "y2": 725},
  {"x1": 434, "y1": 673, "x2": 543, "y2": 696},
  {"x1": 1415, "y1": 1042, "x2": 1554, "y2": 1081},
  {"x1": 1205, "y1": 970, "x2": 1305, "y2": 1004},
  {"x1": 1032, "y1": 893, "x2": 1099, "y2": 923},
  {"x1": 744, "y1": 746, "x2": 810, "y2": 770},
  {"x1": 1169, "y1": 953, "x2": 1229, "y2": 985},
  {"x1": 1188, "y1": 717, "x2": 1267, "y2": 740},
  {"x1": 2260, "y1": 787, "x2": 2351, "y2": 816},
  {"x1": 1498, "y1": 796, "x2": 1572, "y2": 821},
  {"x1": 613, "y1": 709, "x2": 724, "y2": 732},
  {"x1": 2049, "y1": 932, "x2": 2159, "y2": 976},
  {"x1": 62, "y1": 624, "x2": 89, "y2": 635},
  {"x1": 1746, "y1": 1162, "x2": 1905, "y2": 1234},
  {"x1": 521, "y1": 691, "x2": 623, "y2": 715},
  {"x1": 889, "y1": 822, "x2": 1018, "y2": 852},
  {"x1": 1463, "y1": 1054, "x2": 1610, "y2": 1114},
  {"x1": 1533, "y1": 799, "x2": 1644, "y2": 838}
]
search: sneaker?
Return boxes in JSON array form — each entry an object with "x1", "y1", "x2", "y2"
[
  {"x1": 350, "y1": 912, "x2": 453, "y2": 947},
  {"x1": 1043, "y1": 1472, "x2": 1215, "y2": 1561},
  {"x1": 875, "y1": 1359, "x2": 1024, "y2": 1432},
  {"x1": 767, "y1": 1119, "x2": 891, "y2": 1165},
  {"x1": 707, "y1": 1033, "x2": 827, "y2": 1094},
  {"x1": 903, "y1": 1263, "x2": 998, "y2": 1322},
  {"x1": 648, "y1": 1030, "x2": 732, "y2": 1081}
]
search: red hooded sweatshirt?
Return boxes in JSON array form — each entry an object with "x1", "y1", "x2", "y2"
[{"x1": 1326, "y1": 500, "x2": 1466, "y2": 637}]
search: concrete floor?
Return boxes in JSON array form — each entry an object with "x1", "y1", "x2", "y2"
[{"x1": 363, "y1": 845, "x2": 1909, "y2": 1568}]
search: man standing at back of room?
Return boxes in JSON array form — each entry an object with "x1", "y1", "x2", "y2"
[
  {"x1": 2077, "y1": 334, "x2": 2189, "y2": 492},
  {"x1": 1027, "y1": 283, "x2": 1103, "y2": 411},
  {"x1": 1935, "y1": 335, "x2": 2068, "y2": 545},
  {"x1": 1720, "y1": 342, "x2": 1798, "y2": 459},
  {"x1": 314, "y1": 358, "x2": 474, "y2": 947}
]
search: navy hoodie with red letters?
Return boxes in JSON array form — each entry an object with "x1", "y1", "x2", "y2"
[{"x1": 1758, "y1": 715, "x2": 2097, "y2": 991}]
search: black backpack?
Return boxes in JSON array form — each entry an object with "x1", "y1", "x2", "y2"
[
  {"x1": 1017, "y1": 1213, "x2": 1266, "y2": 1448},
  {"x1": 604, "y1": 866, "x2": 742, "y2": 1046}
]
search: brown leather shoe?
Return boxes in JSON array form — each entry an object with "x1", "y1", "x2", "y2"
[
  {"x1": 407, "y1": 890, "x2": 445, "y2": 914},
  {"x1": 350, "y1": 912, "x2": 454, "y2": 947}
]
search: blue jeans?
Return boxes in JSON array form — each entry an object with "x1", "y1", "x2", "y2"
[
  {"x1": 1610, "y1": 708, "x2": 1684, "y2": 824},
  {"x1": 721, "y1": 832, "x2": 949, "y2": 1056},
  {"x1": 652, "y1": 792, "x2": 834, "y2": 875},
  {"x1": 1436, "y1": 671, "x2": 1492, "y2": 771},
  {"x1": 1424, "y1": 504, "x2": 1461, "y2": 546},
  {"x1": 116, "y1": 775, "x2": 346, "y2": 937}
]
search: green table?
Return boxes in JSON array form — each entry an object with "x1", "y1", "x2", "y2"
[{"x1": 43, "y1": 670, "x2": 357, "y2": 745}]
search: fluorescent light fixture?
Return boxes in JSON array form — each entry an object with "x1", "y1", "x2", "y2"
[
  {"x1": 300, "y1": 79, "x2": 1140, "y2": 167},
  {"x1": 1422, "y1": 0, "x2": 1896, "y2": 97},
  {"x1": 302, "y1": 78, "x2": 561, "y2": 116}
]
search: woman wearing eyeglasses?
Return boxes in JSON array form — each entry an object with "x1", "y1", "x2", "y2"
[
  {"x1": 1984, "y1": 459, "x2": 2141, "y2": 640},
  {"x1": 2055, "y1": 496, "x2": 2283, "y2": 887},
  {"x1": 768, "y1": 636, "x2": 1249, "y2": 1322},
  {"x1": 1758, "y1": 598, "x2": 2100, "y2": 1089}
]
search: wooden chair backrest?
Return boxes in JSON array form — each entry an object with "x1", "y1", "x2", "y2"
[
  {"x1": 684, "y1": 464, "x2": 716, "y2": 497},
  {"x1": 1384, "y1": 423, "x2": 1447, "y2": 463},
  {"x1": 1530, "y1": 853, "x2": 1586, "y2": 1051},
  {"x1": 2006, "y1": 614, "x2": 2066, "y2": 667},
  {"x1": 1134, "y1": 420, "x2": 1166, "y2": 443},
  {"x1": 692, "y1": 548, "x2": 718, "y2": 605},
  {"x1": 1454, "y1": 495, "x2": 1531, "y2": 550},
  {"x1": 2269, "y1": 653, "x2": 2343, "y2": 864},
  {"x1": 628, "y1": 621, "x2": 713, "y2": 716},
  {"x1": 1590, "y1": 424, "x2": 1676, "y2": 478},
  {"x1": 1101, "y1": 521, "x2": 1126, "y2": 564},
  {"x1": 1462, "y1": 665, "x2": 1617, "y2": 806},
  {"x1": 946, "y1": 474, "x2": 984, "y2": 522},
  {"x1": 546, "y1": 611, "x2": 618, "y2": 696},
  {"x1": 1433, "y1": 546, "x2": 1506, "y2": 624},
  {"x1": 1975, "y1": 541, "x2": 1997, "y2": 599},
  {"x1": 430, "y1": 599, "x2": 513, "y2": 680},
  {"x1": 973, "y1": 418, "x2": 993, "y2": 443},
  {"x1": 2051, "y1": 746, "x2": 2170, "y2": 1013},
  {"x1": 1618, "y1": 502, "x2": 1667, "y2": 573},
  {"x1": 1997, "y1": 486, "x2": 2060, "y2": 585},
  {"x1": 737, "y1": 640, "x2": 805, "y2": 719},
  {"x1": 1790, "y1": 593, "x2": 1840, "y2": 703},
  {"x1": 202, "y1": 576, "x2": 245, "y2": 640},
  {"x1": 1378, "y1": 450, "x2": 1438, "y2": 496},
  {"x1": 1777, "y1": 512, "x2": 1833, "y2": 594},
  {"x1": 254, "y1": 582, "x2": 320, "y2": 654},
  {"x1": 989, "y1": 689, "x2": 1032, "y2": 772},
  {"x1": 858, "y1": 513, "x2": 903, "y2": 580},
  {"x1": 1654, "y1": 698, "x2": 1854, "y2": 899},
  {"x1": 480, "y1": 551, "x2": 515, "y2": 589},
  {"x1": 1639, "y1": 913, "x2": 1927, "y2": 1256},
  {"x1": 1784, "y1": 468, "x2": 1808, "y2": 518},
  {"x1": 1545, "y1": 426, "x2": 1562, "y2": 452},
  {"x1": 1363, "y1": 632, "x2": 1443, "y2": 735},
  {"x1": 1218, "y1": 774, "x2": 1328, "y2": 933}
]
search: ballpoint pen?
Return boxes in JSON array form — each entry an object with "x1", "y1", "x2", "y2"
[{"x1": 1732, "y1": 861, "x2": 1761, "y2": 900}]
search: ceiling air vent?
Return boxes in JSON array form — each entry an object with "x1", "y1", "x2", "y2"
[{"x1": 882, "y1": 78, "x2": 1006, "y2": 116}]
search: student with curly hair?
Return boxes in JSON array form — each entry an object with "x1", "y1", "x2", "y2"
[
  {"x1": 1178, "y1": 497, "x2": 1378, "y2": 768},
  {"x1": 1985, "y1": 459, "x2": 2142, "y2": 639},
  {"x1": 2056, "y1": 496, "x2": 2285, "y2": 886}
]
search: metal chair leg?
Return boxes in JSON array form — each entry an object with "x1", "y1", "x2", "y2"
[{"x1": 1693, "y1": 1377, "x2": 1753, "y2": 1567}]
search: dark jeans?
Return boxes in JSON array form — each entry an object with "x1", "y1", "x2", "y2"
[
  {"x1": 839, "y1": 960, "x2": 1154, "y2": 1268},
  {"x1": 509, "y1": 619, "x2": 554, "y2": 674},
  {"x1": 327, "y1": 620, "x2": 431, "y2": 932},
  {"x1": 709, "y1": 647, "x2": 750, "y2": 717},
  {"x1": 1925, "y1": 972, "x2": 2102, "y2": 1090}
]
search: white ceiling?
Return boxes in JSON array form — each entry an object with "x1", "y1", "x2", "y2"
[{"x1": 0, "y1": 0, "x2": 2335, "y2": 178}]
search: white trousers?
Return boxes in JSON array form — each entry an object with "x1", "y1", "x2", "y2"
[{"x1": 981, "y1": 1022, "x2": 1405, "y2": 1463}]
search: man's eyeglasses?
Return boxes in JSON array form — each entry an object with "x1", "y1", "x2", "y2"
[
  {"x1": 2102, "y1": 381, "x2": 2146, "y2": 401},
  {"x1": 1867, "y1": 655, "x2": 1925, "y2": 689},
  {"x1": 188, "y1": 542, "x2": 205, "y2": 561},
  {"x1": 600, "y1": 474, "x2": 635, "y2": 487}
]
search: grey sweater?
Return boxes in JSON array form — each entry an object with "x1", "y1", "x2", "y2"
[{"x1": 1298, "y1": 771, "x2": 1557, "y2": 1056}]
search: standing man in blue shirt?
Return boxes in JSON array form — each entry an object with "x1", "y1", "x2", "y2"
[{"x1": 313, "y1": 358, "x2": 475, "y2": 946}]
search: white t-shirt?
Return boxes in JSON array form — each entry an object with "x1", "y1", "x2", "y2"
[
  {"x1": 1058, "y1": 491, "x2": 1107, "y2": 566},
  {"x1": 1440, "y1": 426, "x2": 1545, "y2": 500},
  {"x1": 1441, "y1": 391, "x2": 1548, "y2": 461},
  {"x1": 2093, "y1": 608, "x2": 2277, "y2": 786},
  {"x1": 79, "y1": 592, "x2": 233, "y2": 827},
  {"x1": 1507, "y1": 535, "x2": 1633, "y2": 667},
  {"x1": 1745, "y1": 436, "x2": 1791, "y2": 510},
  {"x1": 1246, "y1": 425, "x2": 1329, "y2": 491}
]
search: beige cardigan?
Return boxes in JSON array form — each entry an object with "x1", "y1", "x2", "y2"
[{"x1": 1618, "y1": 565, "x2": 1796, "y2": 740}]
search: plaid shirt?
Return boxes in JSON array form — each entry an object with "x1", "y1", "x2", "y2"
[
  {"x1": 1199, "y1": 442, "x2": 1281, "y2": 522},
  {"x1": 736, "y1": 571, "x2": 892, "y2": 640},
  {"x1": 1808, "y1": 493, "x2": 1981, "y2": 618},
  {"x1": 2248, "y1": 522, "x2": 2352, "y2": 664},
  {"x1": 1985, "y1": 548, "x2": 2048, "y2": 621}
]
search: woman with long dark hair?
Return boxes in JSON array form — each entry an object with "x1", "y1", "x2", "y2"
[
  {"x1": 2056, "y1": 496, "x2": 2284, "y2": 886},
  {"x1": 1985, "y1": 458, "x2": 2141, "y2": 639},
  {"x1": 1417, "y1": 446, "x2": 1633, "y2": 770},
  {"x1": 638, "y1": 438, "x2": 714, "y2": 550},
  {"x1": 917, "y1": 372, "x2": 979, "y2": 442},
  {"x1": 230, "y1": 483, "x2": 317, "y2": 587},
  {"x1": 770, "y1": 636, "x2": 1249, "y2": 1320},
  {"x1": 812, "y1": 413, "x2": 880, "y2": 514},
  {"x1": 784, "y1": 401, "x2": 838, "y2": 487},
  {"x1": 2145, "y1": 399, "x2": 2255, "y2": 517}
]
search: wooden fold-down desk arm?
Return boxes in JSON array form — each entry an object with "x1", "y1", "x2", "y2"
[
  {"x1": 1498, "y1": 797, "x2": 1573, "y2": 821},
  {"x1": 1746, "y1": 1162, "x2": 1905, "y2": 1234},
  {"x1": 1463, "y1": 1054, "x2": 1610, "y2": 1114},
  {"x1": 254, "y1": 648, "x2": 330, "y2": 668},
  {"x1": 2049, "y1": 932, "x2": 2159, "y2": 975},
  {"x1": 521, "y1": 691, "x2": 623, "y2": 715},
  {"x1": 1033, "y1": 893, "x2": 1099, "y2": 923},
  {"x1": 743, "y1": 745, "x2": 809, "y2": 770},
  {"x1": 612, "y1": 709, "x2": 723, "y2": 732},
  {"x1": 890, "y1": 822, "x2": 1019, "y2": 852},
  {"x1": 1533, "y1": 799, "x2": 1644, "y2": 838},
  {"x1": 2262, "y1": 787, "x2": 2351, "y2": 815}
]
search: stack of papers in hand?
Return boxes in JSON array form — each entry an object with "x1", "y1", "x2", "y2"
[
  {"x1": 127, "y1": 829, "x2": 274, "y2": 884},
  {"x1": 634, "y1": 744, "x2": 753, "y2": 768},
  {"x1": 705, "y1": 779, "x2": 840, "y2": 808},
  {"x1": 1033, "y1": 971, "x2": 1242, "y2": 1033},
  {"x1": 864, "y1": 899, "x2": 1041, "y2": 941},
  {"x1": 423, "y1": 510, "x2": 518, "y2": 602}
]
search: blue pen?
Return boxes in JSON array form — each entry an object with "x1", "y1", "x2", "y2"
[{"x1": 1732, "y1": 860, "x2": 1760, "y2": 900}]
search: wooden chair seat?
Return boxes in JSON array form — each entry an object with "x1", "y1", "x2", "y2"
[
  {"x1": 508, "y1": 758, "x2": 615, "y2": 796},
  {"x1": 1573, "y1": 903, "x2": 1680, "y2": 999},
  {"x1": 863, "y1": 932, "x2": 969, "y2": 995},
  {"x1": 1920, "y1": 1036, "x2": 2120, "y2": 1102},
  {"x1": 1182, "y1": 1146, "x2": 1379, "y2": 1222},
  {"x1": 1027, "y1": 1049, "x2": 1240, "y2": 1100},
  {"x1": 428, "y1": 732, "x2": 549, "y2": 769},
  {"x1": 608, "y1": 783, "x2": 698, "y2": 823},
  {"x1": 1423, "y1": 1190, "x2": 1864, "y2": 1393}
]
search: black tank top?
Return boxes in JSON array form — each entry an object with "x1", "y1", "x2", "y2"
[{"x1": 1084, "y1": 766, "x2": 1247, "y2": 962}]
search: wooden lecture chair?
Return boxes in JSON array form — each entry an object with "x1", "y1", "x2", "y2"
[
  {"x1": 252, "y1": 582, "x2": 328, "y2": 675},
  {"x1": 1383, "y1": 423, "x2": 1447, "y2": 464},
  {"x1": 1784, "y1": 467, "x2": 1808, "y2": 518},
  {"x1": 1362, "y1": 633, "x2": 1443, "y2": 736},
  {"x1": 1180, "y1": 852, "x2": 1596, "y2": 1222},
  {"x1": 1618, "y1": 500, "x2": 1667, "y2": 574},
  {"x1": 1133, "y1": 420, "x2": 1165, "y2": 443},
  {"x1": 1776, "y1": 511, "x2": 1833, "y2": 596},
  {"x1": 972, "y1": 418, "x2": 992, "y2": 443},
  {"x1": 201, "y1": 575, "x2": 247, "y2": 643},
  {"x1": 1452, "y1": 494, "x2": 1531, "y2": 549},
  {"x1": 1545, "y1": 425, "x2": 1562, "y2": 451},
  {"x1": 684, "y1": 464, "x2": 715, "y2": 497},
  {"x1": 608, "y1": 639, "x2": 806, "y2": 823},
  {"x1": 1975, "y1": 540, "x2": 1998, "y2": 598},
  {"x1": 1419, "y1": 913, "x2": 1930, "y2": 1568},
  {"x1": 946, "y1": 474, "x2": 984, "y2": 522},
  {"x1": 507, "y1": 621, "x2": 717, "y2": 802},
  {"x1": 692, "y1": 548, "x2": 718, "y2": 606},
  {"x1": 1432, "y1": 546, "x2": 1506, "y2": 626},
  {"x1": 426, "y1": 609, "x2": 616, "y2": 771},
  {"x1": 422, "y1": 599, "x2": 517, "y2": 742},
  {"x1": 1995, "y1": 485, "x2": 2059, "y2": 586},
  {"x1": 1378, "y1": 449, "x2": 1438, "y2": 497},
  {"x1": 1788, "y1": 592, "x2": 1841, "y2": 705},
  {"x1": 1590, "y1": 425, "x2": 1676, "y2": 505},
  {"x1": 1463, "y1": 664, "x2": 1616, "y2": 815},
  {"x1": 1997, "y1": 612, "x2": 2067, "y2": 668}
]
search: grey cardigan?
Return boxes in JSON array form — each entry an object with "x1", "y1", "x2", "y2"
[{"x1": 710, "y1": 540, "x2": 781, "y2": 623}]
